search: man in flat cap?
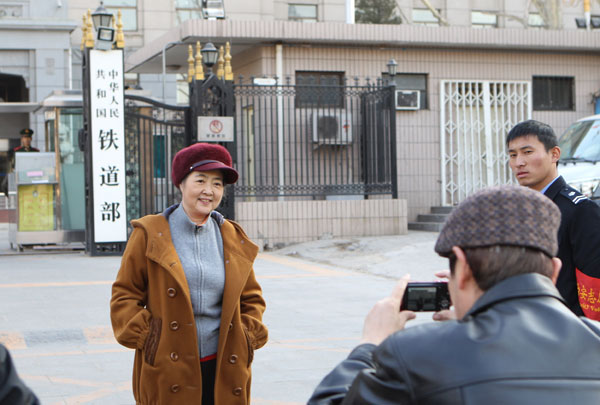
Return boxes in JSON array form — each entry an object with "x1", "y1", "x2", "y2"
[{"x1": 309, "y1": 186, "x2": 600, "y2": 404}]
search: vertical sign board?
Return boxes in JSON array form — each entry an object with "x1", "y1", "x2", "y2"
[{"x1": 89, "y1": 49, "x2": 127, "y2": 243}]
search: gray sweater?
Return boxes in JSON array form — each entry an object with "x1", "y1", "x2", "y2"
[{"x1": 168, "y1": 204, "x2": 225, "y2": 358}]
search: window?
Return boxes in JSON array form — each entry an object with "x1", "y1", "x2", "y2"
[
  {"x1": 532, "y1": 76, "x2": 574, "y2": 111},
  {"x1": 471, "y1": 11, "x2": 497, "y2": 28},
  {"x1": 295, "y1": 71, "x2": 344, "y2": 108},
  {"x1": 383, "y1": 73, "x2": 428, "y2": 109},
  {"x1": 176, "y1": 0, "x2": 202, "y2": 23},
  {"x1": 289, "y1": 4, "x2": 317, "y2": 22},
  {"x1": 104, "y1": 0, "x2": 137, "y2": 31},
  {"x1": 124, "y1": 73, "x2": 139, "y2": 90},
  {"x1": 528, "y1": 13, "x2": 545, "y2": 28},
  {"x1": 176, "y1": 73, "x2": 189, "y2": 105},
  {"x1": 412, "y1": 8, "x2": 439, "y2": 26}
]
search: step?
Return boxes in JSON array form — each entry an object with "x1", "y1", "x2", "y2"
[
  {"x1": 430, "y1": 206, "x2": 454, "y2": 214},
  {"x1": 417, "y1": 213, "x2": 448, "y2": 223},
  {"x1": 408, "y1": 222, "x2": 444, "y2": 232}
]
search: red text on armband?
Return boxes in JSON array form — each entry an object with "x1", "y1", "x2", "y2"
[{"x1": 576, "y1": 268, "x2": 600, "y2": 321}]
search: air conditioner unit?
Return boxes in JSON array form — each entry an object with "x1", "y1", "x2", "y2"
[
  {"x1": 395, "y1": 90, "x2": 420, "y2": 110},
  {"x1": 311, "y1": 110, "x2": 353, "y2": 145}
]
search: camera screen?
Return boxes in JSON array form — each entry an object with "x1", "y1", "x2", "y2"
[{"x1": 406, "y1": 287, "x2": 437, "y2": 311}]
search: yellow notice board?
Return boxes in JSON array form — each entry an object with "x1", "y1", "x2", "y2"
[{"x1": 18, "y1": 184, "x2": 55, "y2": 231}]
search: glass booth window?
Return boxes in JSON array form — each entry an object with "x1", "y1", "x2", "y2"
[{"x1": 57, "y1": 108, "x2": 85, "y2": 231}]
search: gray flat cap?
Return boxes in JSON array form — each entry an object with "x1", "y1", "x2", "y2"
[{"x1": 435, "y1": 185, "x2": 560, "y2": 258}]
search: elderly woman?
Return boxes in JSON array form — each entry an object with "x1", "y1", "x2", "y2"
[{"x1": 110, "y1": 143, "x2": 268, "y2": 405}]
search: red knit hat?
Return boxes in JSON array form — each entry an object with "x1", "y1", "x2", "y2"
[{"x1": 171, "y1": 143, "x2": 239, "y2": 186}]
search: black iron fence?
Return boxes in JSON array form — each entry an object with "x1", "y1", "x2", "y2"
[
  {"x1": 121, "y1": 79, "x2": 397, "y2": 226},
  {"x1": 232, "y1": 79, "x2": 397, "y2": 200},
  {"x1": 123, "y1": 94, "x2": 191, "y2": 225}
]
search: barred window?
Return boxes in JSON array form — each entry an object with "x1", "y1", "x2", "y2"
[
  {"x1": 532, "y1": 76, "x2": 574, "y2": 111},
  {"x1": 295, "y1": 71, "x2": 344, "y2": 109}
]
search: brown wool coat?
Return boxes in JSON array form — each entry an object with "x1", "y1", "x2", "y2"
[{"x1": 110, "y1": 213, "x2": 268, "y2": 405}]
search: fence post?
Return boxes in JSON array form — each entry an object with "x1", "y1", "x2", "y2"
[{"x1": 388, "y1": 83, "x2": 398, "y2": 199}]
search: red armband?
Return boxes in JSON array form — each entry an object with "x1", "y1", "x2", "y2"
[{"x1": 576, "y1": 268, "x2": 600, "y2": 321}]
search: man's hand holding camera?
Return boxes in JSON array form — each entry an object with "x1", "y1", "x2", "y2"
[{"x1": 360, "y1": 275, "x2": 416, "y2": 345}]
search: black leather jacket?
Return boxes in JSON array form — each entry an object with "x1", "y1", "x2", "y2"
[
  {"x1": 309, "y1": 274, "x2": 600, "y2": 404},
  {"x1": 0, "y1": 344, "x2": 39, "y2": 405}
]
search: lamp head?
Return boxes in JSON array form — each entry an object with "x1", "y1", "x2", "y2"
[
  {"x1": 387, "y1": 59, "x2": 398, "y2": 77},
  {"x1": 575, "y1": 17, "x2": 587, "y2": 29},
  {"x1": 92, "y1": 1, "x2": 114, "y2": 30},
  {"x1": 201, "y1": 42, "x2": 219, "y2": 68}
]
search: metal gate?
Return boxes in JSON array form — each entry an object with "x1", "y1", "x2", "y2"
[
  {"x1": 440, "y1": 80, "x2": 531, "y2": 205},
  {"x1": 123, "y1": 95, "x2": 192, "y2": 226},
  {"x1": 232, "y1": 80, "x2": 397, "y2": 200}
]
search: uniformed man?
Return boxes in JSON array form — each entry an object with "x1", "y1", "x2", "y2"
[
  {"x1": 8, "y1": 128, "x2": 39, "y2": 172},
  {"x1": 506, "y1": 119, "x2": 600, "y2": 320},
  {"x1": 13, "y1": 128, "x2": 39, "y2": 154}
]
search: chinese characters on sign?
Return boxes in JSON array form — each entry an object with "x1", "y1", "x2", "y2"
[
  {"x1": 89, "y1": 49, "x2": 127, "y2": 243},
  {"x1": 197, "y1": 116, "x2": 234, "y2": 142}
]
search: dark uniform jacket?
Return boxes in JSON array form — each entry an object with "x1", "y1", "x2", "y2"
[
  {"x1": 309, "y1": 274, "x2": 600, "y2": 404},
  {"x1": 0, "y1": 344, "x2": 39, "y2": 404},
  {"x1": 12, "y1": 146, "x2": 39, "y2": 153},
  {"x1": 544, "y1": 176, "x2": 600, "y2": 319}
]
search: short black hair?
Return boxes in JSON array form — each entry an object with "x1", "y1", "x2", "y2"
[{"x1": 505, "y1": 120, "x2": 558, "y2": 151}]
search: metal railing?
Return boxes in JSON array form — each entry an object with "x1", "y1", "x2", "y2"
[{"x1": 232, "y1": 79, "x2": 396, "y2": 200}]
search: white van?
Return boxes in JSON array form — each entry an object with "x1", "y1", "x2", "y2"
[{"x1": 558, "y1": 114, "x2": 600, "y2": 199}]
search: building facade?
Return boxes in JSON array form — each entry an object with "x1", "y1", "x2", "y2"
[{"x1": 2, "y1": 0, "x2": 600, "y2": 243}]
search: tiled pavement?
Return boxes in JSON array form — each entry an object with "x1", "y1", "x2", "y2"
[{"x1": 0, "y1": 224, "x2": 443, "y2": 404}]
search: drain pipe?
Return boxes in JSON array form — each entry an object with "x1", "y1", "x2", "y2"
[{"x1": 276, "y1": 43, "x2": 284, "y2": 200}]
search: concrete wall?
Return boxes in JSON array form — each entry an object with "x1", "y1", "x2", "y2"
[{"x1": 235, "y1": 198, "x2": 407, "y2": 249}]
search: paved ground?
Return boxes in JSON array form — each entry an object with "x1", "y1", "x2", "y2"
[{"x1": 0, "y1": 223, "x2": 445, "y2": 404}]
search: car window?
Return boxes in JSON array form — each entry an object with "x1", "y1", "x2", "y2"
[{"x1": 559, "y1": 119, "x2": 600, "y2": 161}]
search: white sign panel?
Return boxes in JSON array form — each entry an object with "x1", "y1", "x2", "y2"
[
  {"x1": 89, "y1": 49, "x2": 127, "y2": 243},
  {"x1": 198, "y1": 116, "x2": 234, "y2": 142}
]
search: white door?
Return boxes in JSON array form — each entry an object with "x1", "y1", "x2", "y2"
[{"x1": 440, "y1": 80, "x2": 531, "y2": 205}]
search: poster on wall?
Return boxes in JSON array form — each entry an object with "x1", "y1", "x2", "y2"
[
  {"x1": 18, "y1": 184, "x2": 55, "y2": 232},
  {"x1": 89, "y1": 49, "x2": 127, "y2": 243}
]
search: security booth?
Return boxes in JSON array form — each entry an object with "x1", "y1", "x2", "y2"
[{"x1": 7, "y1": 90, "x2": 85, "y2": 250}]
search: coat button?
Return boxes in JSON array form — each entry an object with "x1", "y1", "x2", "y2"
[
  {"x1": 169, "y1": 321, "x2": 179, "y2": 331},
  {"x1": 225, "y1": 260, "x2": 230, "y2": 264},
  {"x1": 229, "y1": 323, "x2": 233, "y2": 330},
  {"x1": 233, "y1": 387, "x2": 242, "y2": 396},
  {"x1": 158, "y1": 232, "x2": 162, "y2": 236},
  {"x1": 171, "y1": 384, "x2": 180, "y2": 393},
  {"x1": 240, "y1": 240, "x2": 245, "y2": 244},
  {"x1": 167, "y1": 288, "x2": 177, "y2": 298},
  {"x1": 170, "y1": 352, "x2": 179, "y2": 361},
  {"x1": 229, "y1": 354, "x2": 238, "y2": 364}
]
